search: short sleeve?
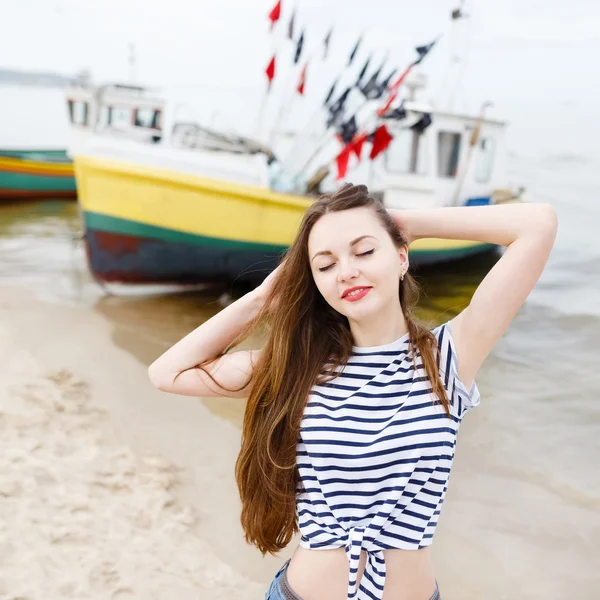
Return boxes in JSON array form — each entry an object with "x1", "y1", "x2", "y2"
[{"x1": 432, "y1": 320, "x2": 481, "y2": 418}]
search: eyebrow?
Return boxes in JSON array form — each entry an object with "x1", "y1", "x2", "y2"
[{"x1": 311, "y1": 235, "x2": 377, "y2": 262}]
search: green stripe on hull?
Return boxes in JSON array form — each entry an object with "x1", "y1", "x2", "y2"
[
  {"x1": 0, "y1": 171, "x2": 76, "y2": 191},
  {"x1": 84, "y1": 211, "x2": 495, "y2": 264},
  {"x1": 84, "y1": 211, "x2": 288, "y2": 253},
  {"x1": 412, "y1": 243, "x2": 496, "y2": 262},
  {"x1": 0, "y1": 149, "x2": 71, "y2": 163}
]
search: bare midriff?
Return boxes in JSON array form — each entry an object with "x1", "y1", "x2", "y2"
[{"x1": 286, "y1": 544, "x2": 437, "y2": 600}]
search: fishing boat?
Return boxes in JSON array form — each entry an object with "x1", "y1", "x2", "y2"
[
  {"x1": 0, "y1": 85, "x2": 76, "y2": 200},
  {"x1": 71, "y1": 11, "x2": 524, "y2": 286},
  {"x1": 0, "y1": 149, "x2": 76, "y2": 200}
]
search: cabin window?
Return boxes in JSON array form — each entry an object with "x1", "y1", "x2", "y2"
[
  {"x1": 474, "y1": 136, "x2": 495, "y2": 183},
  {"x1": 111, "y1": 106, "x2": 132, "y2": 128},
  {"x1": 385, "y1": 129, "x2": 428, "y2": 175},
  {"x1": 68, "y1": 99, "x2": 88, "y2": 126},
  {"x1": 100, "y1": 105, "x2": 132, "y2": 129},
  {"x1": 437, "y1": 131, "x2": 462, "y2": 178},
  {"x1": 134, "y1": 107, "x2": 161, "y2": 130}
]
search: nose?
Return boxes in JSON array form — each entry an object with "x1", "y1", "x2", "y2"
[{"x1": 337, "y1": 260, "x2": 359, "y2": 283}]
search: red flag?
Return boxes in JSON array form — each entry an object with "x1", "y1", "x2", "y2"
[
  {"x1": 297, "y1": 63, "x2": 308, "y2": 95},
  {"x1": 268, "y1": 0, "x2": 281, "y2": 30},
  {"x1": 376, "y1": 64, "x2": 412, "y2": 117},
  {"x1": 335, "y1": 145, "x2": 352, "y2": 180},
  {"x1": 265, "y1": 55, "x2": 276, "y2": 87},
  {"x1": 351, "y1": 133, "x2": 368, "y2": 160},
  {"x1": 369, "y1": 125, "x2": 393, "y2": 159}
]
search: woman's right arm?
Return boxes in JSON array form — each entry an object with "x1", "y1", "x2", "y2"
[{"x1": 147, "y1": 288, "x2": 266, "y2": 398}]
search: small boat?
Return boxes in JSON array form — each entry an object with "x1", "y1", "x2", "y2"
[
  {"x1": 0, "y1": 84, "x2": 76, "y2": 200},
  {"x1": 0, "y1": 149, "x2": 76, "y2": 200}
]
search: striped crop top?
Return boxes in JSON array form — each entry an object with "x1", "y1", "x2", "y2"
[{"x1": 295, "y1": 321, "x2": 480, "y2": 600}]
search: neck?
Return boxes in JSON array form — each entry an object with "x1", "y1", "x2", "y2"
[{"x1": 349, "y1": 303, "x2": 408, "y2": 348}]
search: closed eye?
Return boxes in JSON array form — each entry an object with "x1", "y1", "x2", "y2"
[{"x1": 317, "y1": 249, "x2": 375, "y2": 272}]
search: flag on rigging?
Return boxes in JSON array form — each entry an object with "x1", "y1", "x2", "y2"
[
  {"x1": 410, "y1": 113, "x2": 432, "y2": 133},
  {"x1": 326, "y1": 86, "x2": 351, "y2": 128},
  {"x1": 335, "y1": 144, "x2": 352, "y2": 179},
  {"x1": 297, "y1": 63, "x2": 308, "y2": 95},
  {"x1": 376, "y1": 39, "x2": 438, "y2": 116},
  {"x1": 356, "y1": 55, "x2": 371, "y2": 87},
  {"x1": 294, "y1": 30, "x2": 305, "y2": 64},
  {"x1": 348, "y1": 36, "x2": 362, "y2": 65},
  {"x1": 323, "y1": 27, "x2": 333, "y2": 59},
  {"x1": 324, "y1": 78, "x2": 338, "y2": 106},
  {"x1": 338, "y1": 116, "x2": 358, "y2": 145},
  {"x1": 268, "y1": 1, "x2": 281, "y2": 30},
  {"x1": 361, "y1": 59, "x2": 386, "y2": 99},
  {"x1": 413, "y1": 39, "x2": 437, "y2": 65},
  {"x1": 287, "y1": 9, "x2": 295, "y2": 39},
  {"x1": 369, "y1": 125, "x2": 393, "y2": 159},
  {"x1": 265, "y1": 55, "x2": 276, "y2": 88},
  {"x1": 351, "y1": 133, "x2": 368, "y2": 160},
  {"x1": 382, "y1": 102, "x2": 407, "y2": 121},
  {"x1": 379, "y1": 68, "x2": 397, "y2": 92}
]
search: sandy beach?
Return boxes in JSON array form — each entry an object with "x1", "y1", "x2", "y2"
[
  {"x1": 2, "y1": 276, "x2": 599, "y2": 600},
  {"x1": 0, "y1": 285, "x2": 280, "y2": 599}
]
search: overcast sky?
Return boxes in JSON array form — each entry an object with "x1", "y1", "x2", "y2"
[{"x1": 2, "y1": 0, "x2": 599, "y2": 160}]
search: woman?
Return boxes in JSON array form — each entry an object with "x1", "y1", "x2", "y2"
[{"x1": 148, "y1": 184, "x2": 558, "y2": 600}]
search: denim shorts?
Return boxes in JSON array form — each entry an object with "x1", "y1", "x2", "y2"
[{"x1": 265, "y1": 559, "x2": 441, "y2": 600}]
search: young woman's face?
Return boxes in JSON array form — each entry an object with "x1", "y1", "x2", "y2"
[{"x1": 307, "y1": 207, "x2": 408, "y2": 319}]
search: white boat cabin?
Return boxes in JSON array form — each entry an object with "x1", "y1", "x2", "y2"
[
  {"x1": 374, "y1": 102, "x2": 508, "y2": 209},
  {"x1": 68, "y1": 82, "x2": 515, "y2": 211},
  {"x1": 65, "y1": 83, "x2": 165, "y2": 154}
]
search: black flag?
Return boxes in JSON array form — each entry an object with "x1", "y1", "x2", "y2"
[
  {"x1": 356, "y1": 55, "x2": 371, "y2": 87},
  {"x1": 294, "y1": 30, "x2": 305, "y2": 64},
  {"x1": 323, "y1": 27, "x2": 333, "y2": 59},
  {"x1": 380, "y1": 68, "x2": 397, "y2": 91},
  {"x1": 287, "y1": 10, "x2": 295, "y2": 40},
  {"x1": 338, "y1": 115, "x2": 358, "y2": 145},
  {"x1": 382, "y1": 102, "x2": 407, "y2": 121},
  {"x1": 368, "y1": 68, "x2": 397, "y2": 100},
  {"x1": 410, "y1": 113, "x2": 433, "y2": 133},
  {"x1": 361, "y1": 57, "x2": 386, "y2": 99},
  {"x1": 324, "y1": 78, "x2": 338, "y2": 106},
  {"x1": 414, "y1": 39, "x2": 437, "y2": 65},
  {"x1": 348, "y1": 36, "x2": 361, "y2": 65},
  {"x1": 326, "y1": 86, "x2": 351, "y2": 128}
]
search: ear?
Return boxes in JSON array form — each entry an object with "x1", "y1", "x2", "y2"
[{"x1": 397, "y1": 244, "x2": 409, "y2": 269}]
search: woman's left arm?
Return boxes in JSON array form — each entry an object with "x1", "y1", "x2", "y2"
[{"x1": 389, "y1": 203, "x2": 559, "y2": 387}]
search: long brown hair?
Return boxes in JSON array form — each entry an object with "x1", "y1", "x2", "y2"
[{"x1": 200, "y1": 183, "x2": 450, "y2": 556}]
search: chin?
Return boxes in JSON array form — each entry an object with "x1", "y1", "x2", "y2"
[{"x1": 338, "y1": 297, "x2": 381, "y2": 319}]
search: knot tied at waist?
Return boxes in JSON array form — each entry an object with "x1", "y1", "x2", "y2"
[{"x1": 344, "y1": 526, "x2": 387, "y2": 600}]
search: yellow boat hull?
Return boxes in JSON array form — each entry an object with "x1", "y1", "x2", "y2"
[{"x1": 75, "y1": 155, "x2": 496, "y2": 284}]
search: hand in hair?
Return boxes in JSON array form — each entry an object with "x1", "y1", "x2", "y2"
[{"x1": 255, "y1": 257, "x2": 287, "y2": 308}]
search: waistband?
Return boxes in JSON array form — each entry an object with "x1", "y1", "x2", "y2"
[
  {"x1": 278, "y1": 559, "x2": 440, "y2": 600},
  {"x1": 280, "y1": 559, "x2": 302, "y2": 600}
]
